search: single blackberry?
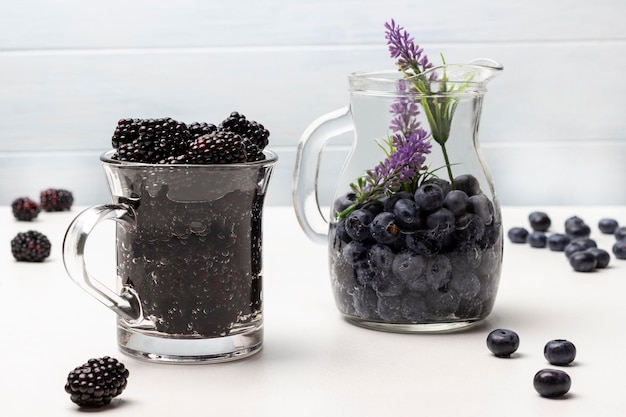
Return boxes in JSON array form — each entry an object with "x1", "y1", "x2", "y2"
[
  {"x1": 64, "y1": 356, "x2": 129, "y2": 408},
  {"x1": 188, "y1": 131, "x2": 248, "y2": 164},
  {"x1": 188, "y1": 121, "x2": 217, "y2": 140},
  {"x1": 111, "y1": 118, "x2": 191, "y2": 164},
  {"x1": 11, "y1": 230, "x2": 51, "y2": 262},
  {"x1": 11, "y1": 197, "x2": 41, "y2": 221},
  {"x1": 111, "y1": 118, "x2": 142, "y2": 148},
  {"x1": 219, "y1": 111, "x2": 270, "y2": 150},
  {"x1": 40, "y1": 188, "x2": 74, "y2": 211}
]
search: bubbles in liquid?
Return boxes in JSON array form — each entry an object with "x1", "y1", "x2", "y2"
[{"x1": 189, "y1": 221, "x2": 207, "y2": 234}]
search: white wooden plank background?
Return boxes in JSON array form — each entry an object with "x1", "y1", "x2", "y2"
[{"x1": 1, "y1": 0, "x2": 625, "y2": 206}]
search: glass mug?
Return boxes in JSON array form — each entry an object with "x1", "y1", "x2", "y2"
[{"x1": 63, "y1": 150, "x2": 277, "y2": 363}]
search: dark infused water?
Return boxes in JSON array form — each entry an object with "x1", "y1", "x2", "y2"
[{"x1": 115, "y1": 174, "x2": 265, "y2": 338}]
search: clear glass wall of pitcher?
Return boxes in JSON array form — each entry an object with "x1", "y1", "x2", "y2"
[{"x1": 294, "y1": 60, "x2": 504, "y2": 332}]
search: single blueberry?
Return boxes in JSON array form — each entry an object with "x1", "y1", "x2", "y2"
[
  {"x1": 406, "y1": 233, "x2": 440, "y2": 256},
  {"x1": 369, "y1": 212, "x2": 401, "y2": 244},
  {"x1": 454, "y1": 174, "x2": 481, "y2": 196},
  {"x1": 569, "y1": 251, "x2": 597, "y2": 272},
  {"x1": 508, "y1": 227, "x2": 529, "y2": 244},
  {"x1": 443, "y1": 189, "x2": 469, "y2": 216},
  {"x1": 392, "y1": 250, "x2": 427, "y2": 287},
  {"x1": 466, "y1": 194, "x2": 493, "y2": 225},
  {"x1": 425, "y1": 255, "x2": 452, "y2": 292},
  {"x1": 571, "y1": 237, "x2": 597, "y2": 249},
  {"x1": 383, "y1": 191, "x2": 414, "y2": 212},
  {"x1": 332, "y1": 220, "x2": 352, "y2": 244},
  {"x1": 615, "y1": 226, "x2": 626, "y2": 241},
  {"x1": 585, "y1": 247, "x2": 610, "y2": 268},
  {"x1": 414, "y1": 183, "x2": 444, "y2": 212},
  {"x1": 486, "y1": 328, "x2": 520, "y2": 358},
  {"x1": 564, "y1": 240, "x2": 587, "y2": 259},
  {"x1": 598, "y1": 218, "x2": 619, "y2": 234},
  {"x1": 612, "y1": 241, "x2": 626, "y2": 259},
  {"x1": 455, "y1": 213, "x2": 486, "y2": 247},
  {"x1": 425, "y1": 208, "x2": 456, "y2": 236},
  {"x1": 341, "y1": 241, "x2": 368, "y2": 266},
  {"x1": 527, "y1": 231, "x2": 547, "y2": 248},
  {"x1": 392, "y1": 198, "x2": 421, "y2": 230},
  {"x1": 333, "y1": 192, "x2": 356, "y2": 215},
  {"x1": 547, "y1": 234, "x2": 571, "y2": 252},
  {"x1": 528, "y1": 211, "x2": 551, "y2": 232},
  {"x1": 344, "y1": 209, "x2": 375, "y2": 241},
  {"x1": 565, "y1": 218, "x2": 591, "y2": 239},
  {"x1": 377, "y1": 295, "x2": 404, "y2": 322},
  {"x1": 367, "y1": 244, "x2": 395, "y2": 272},
  {"x1": 422, "y1": 177, "x2": 452, "y2": 196},
  {"x1": 544, "y1": 339, "x2": 576, "y2": 366},
  {"x1": 533, "y1": 369, "x2": 571, "y2": 398}
]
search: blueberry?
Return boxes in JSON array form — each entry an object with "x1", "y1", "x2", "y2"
[
  {"x1": 547, "y1": 234, "x2": 571, "y2": 252},
  {"x1": 613, "y1": 241, "x2": 626, "y2": 259},
  {"x1": 565, "y1": 217, "x2": 591, "y2": 238},
  {"x1": 585, "y1": 247, "x2": 610, "y2": 268},
  {"x1": 392, "y1": 198, "x2": 421, "y2": 230},
  {"x1": 455, "y1": 213, "x2": 486, "y2": 247},
  {"x1": 533, "y1": 369, "x2": 571, "y2": 398},
  {"x1": 422, "y1": 177, "x2": 452, "y2": 196},
  {"x1": 333, "y1": 220, "x2": 352, "y2": 244},
  {"x1": 528, "y1": 211, "x2": 551, "y2": 232},
  {"x1": 544, "y1": 339, "x2": 576, "y2": 366},
  {"x1": 414, "y1": 183, "x2": 444, "y2": 212},
  {"x1": 454, "y1": 174, "x2": 481, "y2": 196},
  {"x1": 615, "y1": 226, "x2": 626, "y2": 241},
  {"x1": 571, "y1": 237, "x2": 597, "y2": 249},
  {"x1": 508, "y1": 227, "x2": 529, "y2": 244},
  {"x1": 425, "y1": 208, "x2": 456, "y2": 237},
  {"x1": 564, "y1": 240, "x2": 587, "y2": 259},
  {"x1": 425, "y1": 255, "x2": 452, "y2": 292},
  {"x1": 405, "y1": 232, "x2": 440, "y2": 256},
  {"x1": 383, "y1": 191, "x2": 414, "y2": 212},
  {"x1": 344, "y1": 208, "x2": 375, "y2": 241},
  {"x1": 486, "y1": 328, "x2": 520, "y2": 358},
  {"x1": 466, "y1": 194, "x2": 493, "y2": 225},
  {"x1": 369, "y1": 212, "x2": 401, "y2": 244},
  {"x1": 598, "y1": 218, "x2": 619, "y2": 234},
  {"x1": 333, "y1": 192, "x2": 356, "y2": 215},
  {"x1": 367, "y1": 244, "x2": 395, "y2": 273},
  {"x1": 341, "y1": 241, "x2": 368, "y2": 266},
  {"x1": 443, "y1": 189, "x2": 469, "y2": 216},
  {"x1": 527, "y1": 231, "x2": 547, "y2": 248},
  {"x1": 377, "y1": 295, "x2": 404, "y2": 322},
  {"x1": 569, "y1": 251, "x2": 597, "y2": 272},
  {"x1": 392, "y1": 250, "x2": 427, "y2": 290}
]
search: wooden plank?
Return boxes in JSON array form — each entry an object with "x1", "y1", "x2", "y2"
[
  {"x1": 1, "y1": 139, "x2": 625, "y2": 207},
  {"x1": 1, "y1": 42, "x2": 625, "y2": 151},
  {"x1": 1, "y1": 0, "x2": 624, "y2": 49}
]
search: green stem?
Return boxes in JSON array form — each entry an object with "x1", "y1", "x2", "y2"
[{"x1": 440, "y1": 143, "x2": 455, "y2": 187}]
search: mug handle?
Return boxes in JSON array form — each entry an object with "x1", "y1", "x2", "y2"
[
  {"x1": 293, "y1": 106, "x2": 354, "y2": 244},
  {"x1": 62, "y1": 204, "x2": 142, "y2": 323}
]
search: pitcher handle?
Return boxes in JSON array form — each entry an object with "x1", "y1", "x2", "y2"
[
  {"x1": 62, "y1": 204, "x2": 142, "y2": 323},
  {"x1": 293, "y1": 106, "x2": 354, "y2": 244}
]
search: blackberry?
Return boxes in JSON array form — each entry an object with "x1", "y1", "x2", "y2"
[
  {"x1": 11, "y1": 197, "x2": 41, "y2": 221},
  {"x1": 64, "y1": 356, "x2": 129, "y2": 408},
  {"x1": 219, "y1": 111, "x2": 270, "y2": 151},
  {"x1": 11, "y1": 230, "x2": 51, "y2": 262},
  {"x1": 40, "y1": 188, "x2": 74, "y2": 211},
  {"x1": 111, "y1": 118, "x2": 191, "y2": 164},
  {"x1": 188, "y1": 131, "x2": 248, "y2": 164},
  {"x1": 188, "y1": 121, "x2": 217, "y2": 140}
]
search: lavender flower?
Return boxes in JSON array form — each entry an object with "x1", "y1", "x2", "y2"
[{"x1": 384, "y1": 19, "x2": 433, "y2": 74}]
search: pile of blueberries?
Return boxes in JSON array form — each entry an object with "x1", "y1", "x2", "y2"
[
  {"x1": 328, "y1": 174, "x2": 502, "y2": 324},
  {"x1": 508, "y1": 211, "x2": 626, "y2": 272}
]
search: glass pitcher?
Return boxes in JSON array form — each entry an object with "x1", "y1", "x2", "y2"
[{"x1": 294, "y1": 59, "x2": 503, "y2": 332}]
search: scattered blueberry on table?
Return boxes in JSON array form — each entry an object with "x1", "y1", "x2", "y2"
[
  {"x1": 486, "y1": 328, "x2": 520, "y2": 358},
  {"x1": 544, "y1": 339, "x2": 576, "y2": 366},
  {"x1": 533, "y1": 369, "x2": 572, "y2": 398}
]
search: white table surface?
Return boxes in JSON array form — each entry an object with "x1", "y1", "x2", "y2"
[{"x1": 1, "y1": 205, "x2": 625, "y2": 416}]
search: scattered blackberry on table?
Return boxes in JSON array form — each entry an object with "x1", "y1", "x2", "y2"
[
  {"x1": 10, "y1": 230, "x2": 51, "y2": 262},
  {"x1": 188, "y1": 131, "x2": 248, "y2": 164},
  {"x1": 11, "y1": 197, "x2": 41, "y2": 221},
  {"x1": 40, "y1": 188, "x2": 73, "y2": 211},
  {"x1": 64, "y1": 356, "x2": 129, "y2": 408}
]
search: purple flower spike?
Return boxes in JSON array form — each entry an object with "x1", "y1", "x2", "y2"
[{"x1": 384, "y1": 19, "x2": 433, "y2": 74}]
